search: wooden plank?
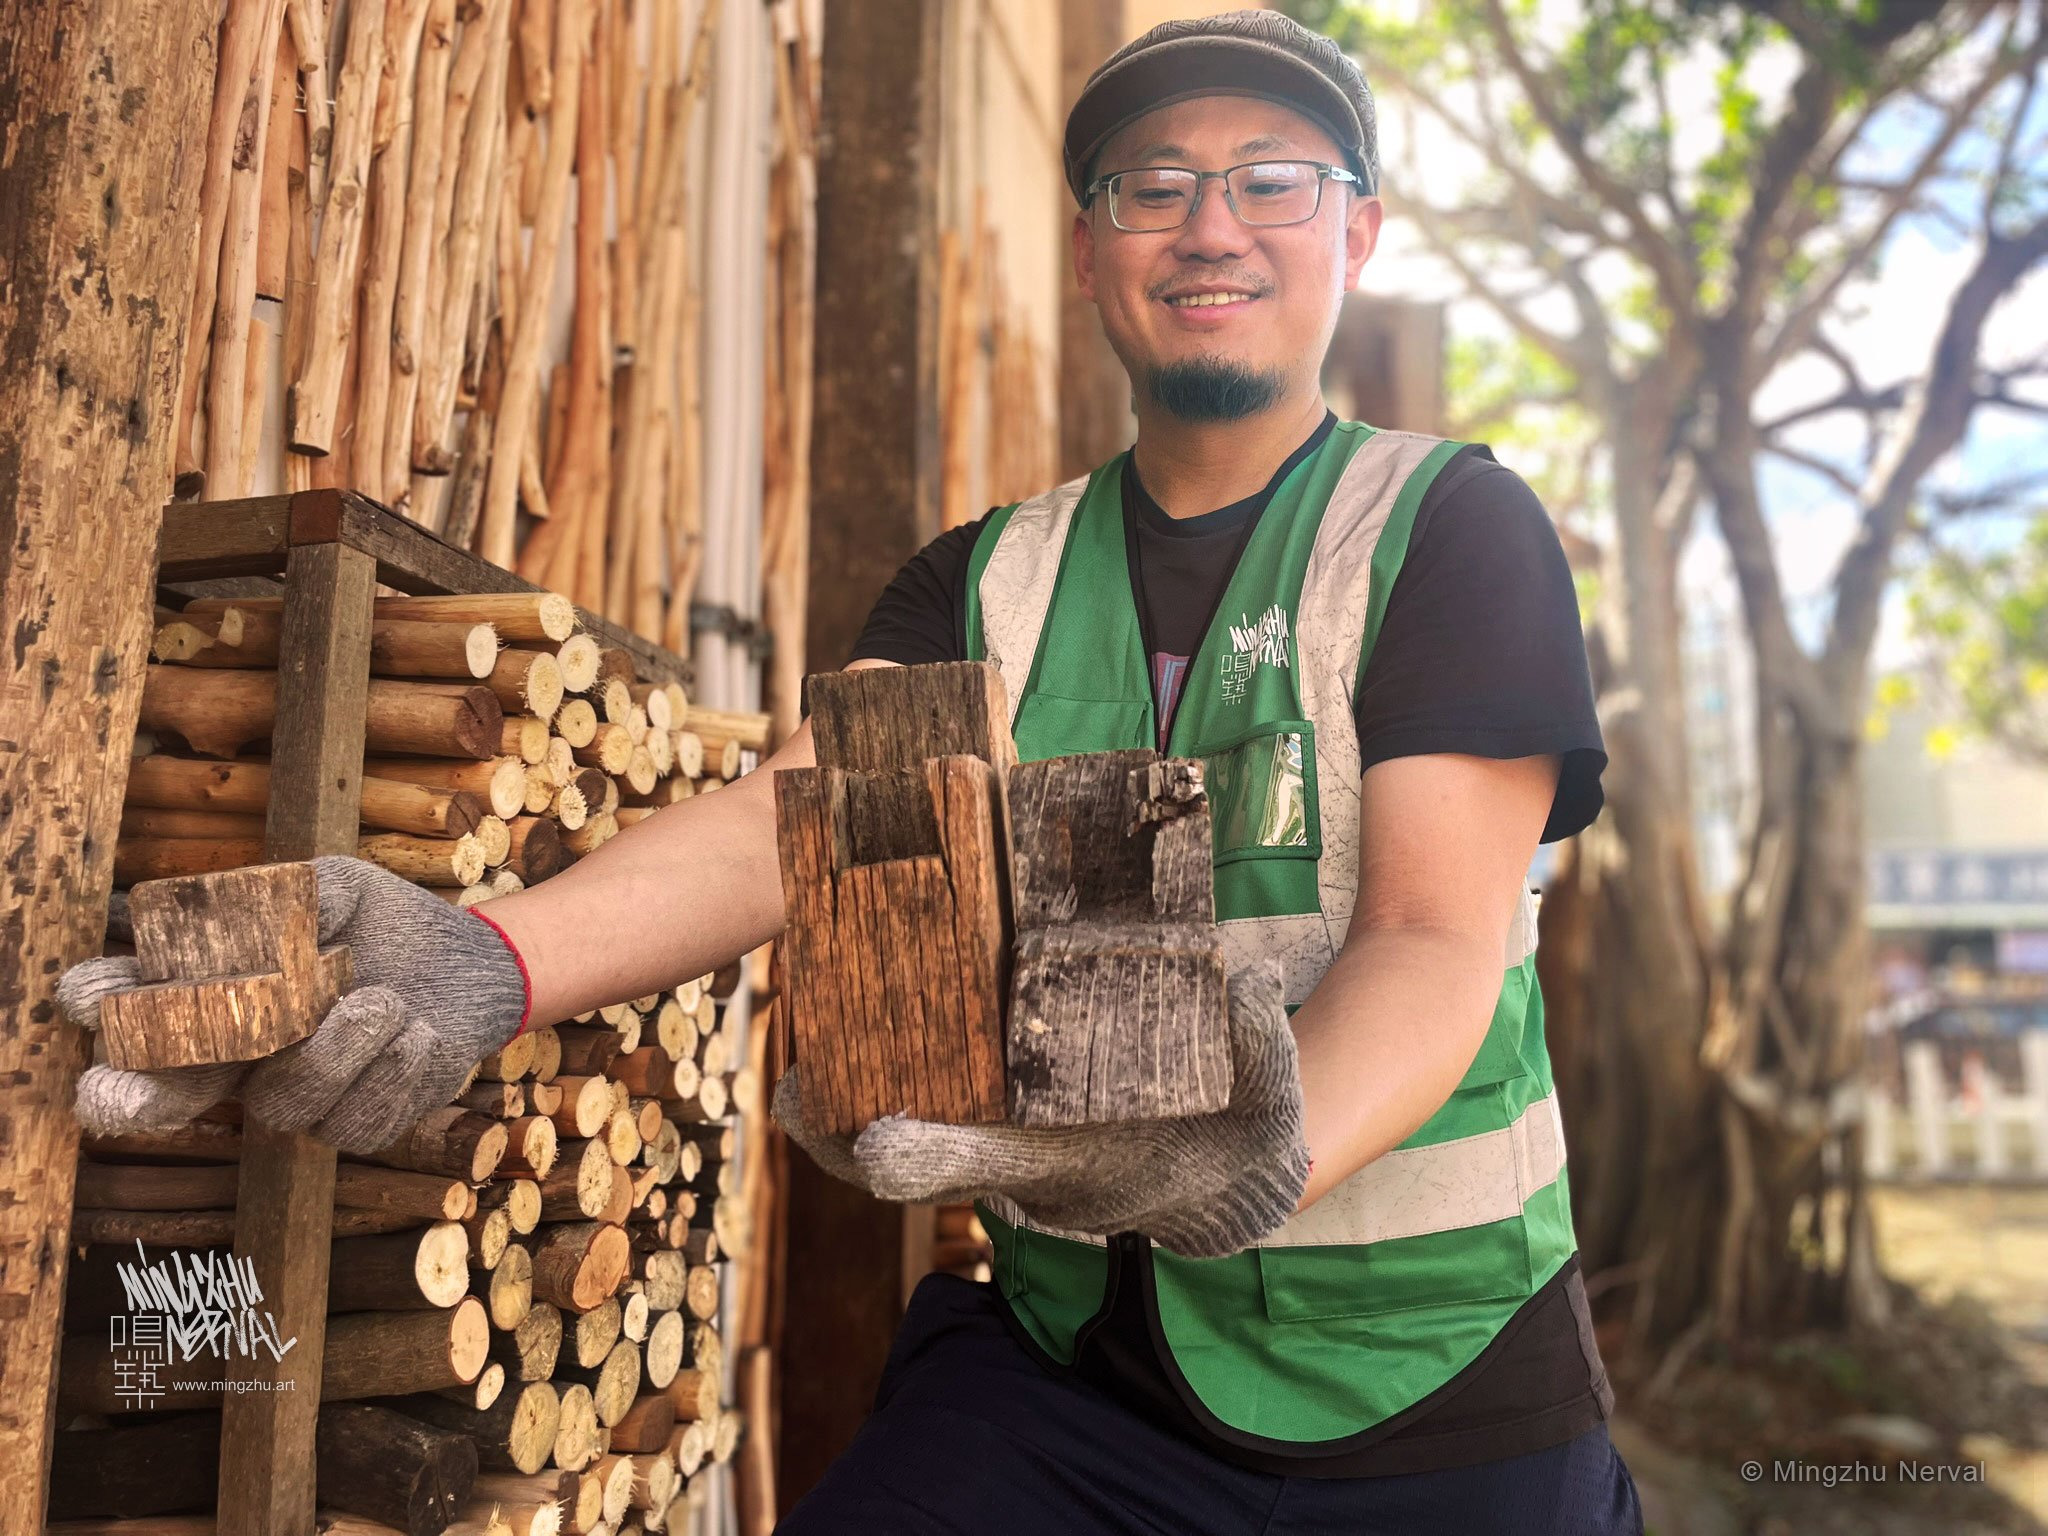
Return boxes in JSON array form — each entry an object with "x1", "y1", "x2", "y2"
[
  {"x1": 331, "y1": 493, "x2": 692, "y2": 685},
  {"x1": 0, "y1": 0, "x2": 216, "y2": 1524},
  {"x1": 157, "y1": 497, "x2": 296, "y2": 580},
  {"x1": 217, "y1": 539, "x2": 376, "y2": 1535},
  {"x1": 161, "y1": 491, "x2": 693, "y2": 685}
]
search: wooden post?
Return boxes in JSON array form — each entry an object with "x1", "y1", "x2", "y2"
[
  {"x1": 1056, "y1": 0, "x2": 1132, "y2": 482},
  {"x1": 1905, "y1": 1039, "x2": 1947, "y2": 1178},
  {"x1": 217, "y1": 538, "x2": 377, "y2": 1534},
  {"x1": 781, "y1": 0, "x2": 943, "y2": 1509},
  {"x1": 2023, "y1": 1031, "x2": 2048, "y2": 1180},
  {"x1": 0, "y1": 0, "x2": 215, "y2": 1525}
]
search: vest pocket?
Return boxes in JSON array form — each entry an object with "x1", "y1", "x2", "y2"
[
  {"x1": 1255, "y1": 1212, "x2": 1537, "y2": 1324},
  {"x1": 1194, "y1": 722, "x2": 1321, "y2": 866},
  {"x1": 1012, "y1": 692, "x2": 1154, "y2": 760}
]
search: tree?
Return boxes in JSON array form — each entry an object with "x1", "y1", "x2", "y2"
[
  {"x1": 1903, "y1": 513, "x2": 2048, "y2": 763},
  {"x1": 1288, "y1": 0, "x2": 2048, "y2": 1358}
]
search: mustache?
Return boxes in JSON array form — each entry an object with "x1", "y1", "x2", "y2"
[{"x1": 1146, "y1": 271, "x2": 1274, "y2": 301}]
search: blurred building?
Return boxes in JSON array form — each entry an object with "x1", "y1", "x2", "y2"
[{"x1": 1863, "y1": 698, "x2": 2048, "y2": 1089}]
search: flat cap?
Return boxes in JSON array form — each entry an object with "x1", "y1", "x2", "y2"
[{"x1": 1063, "y1": 10, "x2": 1379, "y2": 206}]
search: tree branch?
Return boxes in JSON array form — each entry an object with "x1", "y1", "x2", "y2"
[
  {"x1": 1475, "y1": 0, "x2": 1697, "y2": 319},
  {"x1": 1761, "y1": 39, "x2": 2022, "y2": 374},
  {"x1": 1825, "y1": 210, "x2": 2048, "y2": 693},
  {"x1": 1400, "y1": 188, "x2": 1609, "y2": 387},
  {"x1": 1762, "y1": 440, "x2": 1865, "y2": 501}
]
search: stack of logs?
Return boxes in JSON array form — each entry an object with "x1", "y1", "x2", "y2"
[
  {"x1": 57, "y1": 586, "x2": 773, "y2": 1535},
  {"x1": 126, "y1": 590, "x2": 767, "y2": 898}
]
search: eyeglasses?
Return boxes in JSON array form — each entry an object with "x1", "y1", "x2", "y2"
[{"x1": 1082, "y1": 159, "x2": 1365, "y2": 233}]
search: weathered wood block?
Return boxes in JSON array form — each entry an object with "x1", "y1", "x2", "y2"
[
  {"x1": 804, "y1": 660, "x2": 1017, "y2": 776},
  {"x1": 777, "y1": 662, "x2": 1014, "y2": 1135},
  {"x1": 1004, "y1": 751, "x2": 1232, "y2": 1126},
  {"x1": 97, "y1": 862, "x2": 353, "y2": 1070}
]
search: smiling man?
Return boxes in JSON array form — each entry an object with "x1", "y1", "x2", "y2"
[
  {"x1": 56, "y1": 10, "x2": 1639, "y2": 1533},
  {"x1": 772, "y1": 11, "x2": 1642, "y2": 1535}
]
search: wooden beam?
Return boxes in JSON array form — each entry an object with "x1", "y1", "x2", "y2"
[
  {"x1": 780, "y1": 0, "x2": 945, "y2": 1510},
  {"x1": 158, "y1": 491, "x2": 693, "y2": 685},
  {"x1": 0, "y1": 0, "x2": 216, "y2": 1525},
  {"x1": 1057, "y1": 0, "x2": 1133, "y2": 481},
  {"x1": 216, "y1": 539, "x2": 376, "y2": 1535},
  {"x1": 803, "y1": 0, "x2": 944, "y2": 675}
]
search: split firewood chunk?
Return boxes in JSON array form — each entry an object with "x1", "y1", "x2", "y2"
[
  {"x1": 777, "y1": 661, "x2": 1015, "y2": 1137},
  {"x1": 98, "y1": 862, "x2": 353, "y2": 1070},
  {"x1": 1003, "y1": 751, "x2": 1231, "y2": 1126}
]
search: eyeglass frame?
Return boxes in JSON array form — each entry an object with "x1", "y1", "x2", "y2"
[{"x1": 1080, "y1": 158, "x2": 1369, "y2": 233}]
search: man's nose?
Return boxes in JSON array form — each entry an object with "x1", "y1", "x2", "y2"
[{"x1": 1171, "y1": 178, "x2": 1251, "y2": 261}]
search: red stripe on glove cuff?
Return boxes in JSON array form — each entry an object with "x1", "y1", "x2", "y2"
[{"x1": 467, "y1": 906, "x2": 535, "y2": 1039}]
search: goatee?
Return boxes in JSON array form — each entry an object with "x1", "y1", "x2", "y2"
[{"x1": 1146, "y1": 357, "x2": 1285, "y2": 422}]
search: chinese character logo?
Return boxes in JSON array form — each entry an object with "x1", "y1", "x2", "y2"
[
  {"x1": 105, "y1": 1240, "x2": 299, "y2": 1408},
  {"x1": 1221, "y1": 605, "x2": 1291, "y2": 702}
]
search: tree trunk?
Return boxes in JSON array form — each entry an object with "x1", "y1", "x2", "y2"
[
  {"x1": 1541, "y1": 374, "x2": 1886, "y2": 1352},
  {"x1": 0, "y1": 0, "x2": 216, "y2": 1525}
]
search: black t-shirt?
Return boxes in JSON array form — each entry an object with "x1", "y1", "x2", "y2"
[
  {"x1": 847, "y1": 416, "x2": 1614, "y2": 1475},
  {"x1": 851, "y1": 415, "x2": 1607, "y2": 842}
]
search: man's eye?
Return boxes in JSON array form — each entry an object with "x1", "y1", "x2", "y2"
[
  {"x1": 1132, "y1": 188, "x2": 1187, "y2": 206},
  {"x1": 1244, "y1": 181, "x2": 1293, "y2": 198}
]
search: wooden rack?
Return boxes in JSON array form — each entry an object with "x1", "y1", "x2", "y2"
[{"x1": 143, "y1": 487, "x2": 691, "y2": 1536}]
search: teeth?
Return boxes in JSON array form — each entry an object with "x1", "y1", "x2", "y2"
[{"x1": 1167, "y1": 292, "x2": 1254, "y2": 307}]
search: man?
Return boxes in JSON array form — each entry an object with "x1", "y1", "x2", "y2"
[{"x1": 59, "y1": 11, "x2": 1640, "y2": 1533}]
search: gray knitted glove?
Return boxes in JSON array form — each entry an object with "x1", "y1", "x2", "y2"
[
  {"x1": 771, "y1": 962, "x2": 1310, "y2": 1259},
  {"x1": 60, "y1": 855, "x2": 531, "y2": 1153}
]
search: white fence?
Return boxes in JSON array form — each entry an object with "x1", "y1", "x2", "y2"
[{"x1": 1865, "y1": 1032, "x2": 2048, "y2": 1180}]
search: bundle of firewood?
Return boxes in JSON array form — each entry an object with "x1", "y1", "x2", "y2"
[
  {"x1": 61, "y1": 588, "x2": 772, "y2": 1534},
  {"x1": 59, "y1": 956, "x2": 760, "y2": 1533},
  {"x1": 123, "y1": 590, "x2": 767, "y2": 897}
]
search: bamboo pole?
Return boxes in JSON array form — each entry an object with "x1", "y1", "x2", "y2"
[
  {"x1": 479, "y1": 0, "x2": 587, "y2": 568},
  {"x1": 173, "y1": 0, "x2": 274, "y2": 494},
  {"x1": 256, "y1": 25, "x2": 296, "y2": 305},
  {"x1": 202, "y1": 0, "x2": 287, "y2": 499},
  {"x1": 415, "y1": 0, "x2": 513, "y2": 475},
  {"x1": 354, "y1": 0, "x2": 436, "y2": 505},
  {"x1": 285, "y1": 0, "x2": 333, "y2": 207},
  {"x1": 288, "y1": 0, "x2": 387, "y2": 456},
  {"x1": 403, "y1": 0, "x2": 498, "y2": 478},
  {"x1": 384, "y1": 0, "x2": 459, "y2": 510},
  {"x1": 185, "y1": 590, "x2": 576, "y2": 641}
]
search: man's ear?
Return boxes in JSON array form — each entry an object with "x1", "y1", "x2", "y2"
[
  {"x1": 1073, "y1": 208, "x2": 1097, "y2": 301},
  {"x1": 1343, "y1": 194, "x2": 1382, "y2": 293}
]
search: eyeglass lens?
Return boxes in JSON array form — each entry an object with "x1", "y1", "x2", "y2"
[{"x1": 1109, "y1": 162, "x2": 1324, "y2": 231}]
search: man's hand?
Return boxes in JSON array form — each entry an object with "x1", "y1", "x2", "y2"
[
  {"x1": 58, "y1": 856, "x2": 531, "y2": 1152},
  {"x1": 771, "y1": 962, "x2": 1310, "y2": 1259}
]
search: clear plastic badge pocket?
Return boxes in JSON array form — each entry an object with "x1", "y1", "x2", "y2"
[{"x1": 1198, "y1": 724, "x2": 1320, "y2": 866}]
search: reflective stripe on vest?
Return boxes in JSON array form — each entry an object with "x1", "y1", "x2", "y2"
[{"x1": 966, "y1": 423, "x2": 1578, "y2": 1442}]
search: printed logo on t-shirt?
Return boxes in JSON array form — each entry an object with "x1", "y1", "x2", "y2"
[{"x1": 1221, "y1": 604, "x2": 1291, "y2": 702}]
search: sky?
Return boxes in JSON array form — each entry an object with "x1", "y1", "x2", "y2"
[{"x1": 1350, "y1": 5, "x2": 2048, "y2": 672}]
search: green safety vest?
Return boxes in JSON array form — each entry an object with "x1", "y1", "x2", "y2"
[{"x1": 962, "y1": 421, "x2": 1578, "y2": 1447}]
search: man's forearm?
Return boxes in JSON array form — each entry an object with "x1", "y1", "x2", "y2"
[
  {"x1": 476, "y1": 720, "x2": 817, "y2": 1026},
  {"x1": 1285, "y1": 925, "x2": 1502, "y2": 1212}
]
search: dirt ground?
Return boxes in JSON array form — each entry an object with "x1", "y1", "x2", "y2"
[{"x1": 1613, "y1": 1183, "x2": 2048, "y2": 1536}]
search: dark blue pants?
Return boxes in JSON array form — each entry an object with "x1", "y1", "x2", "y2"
[{"x1": 778, "y1": 1271, "x2": 1643, "y2": 1535}]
